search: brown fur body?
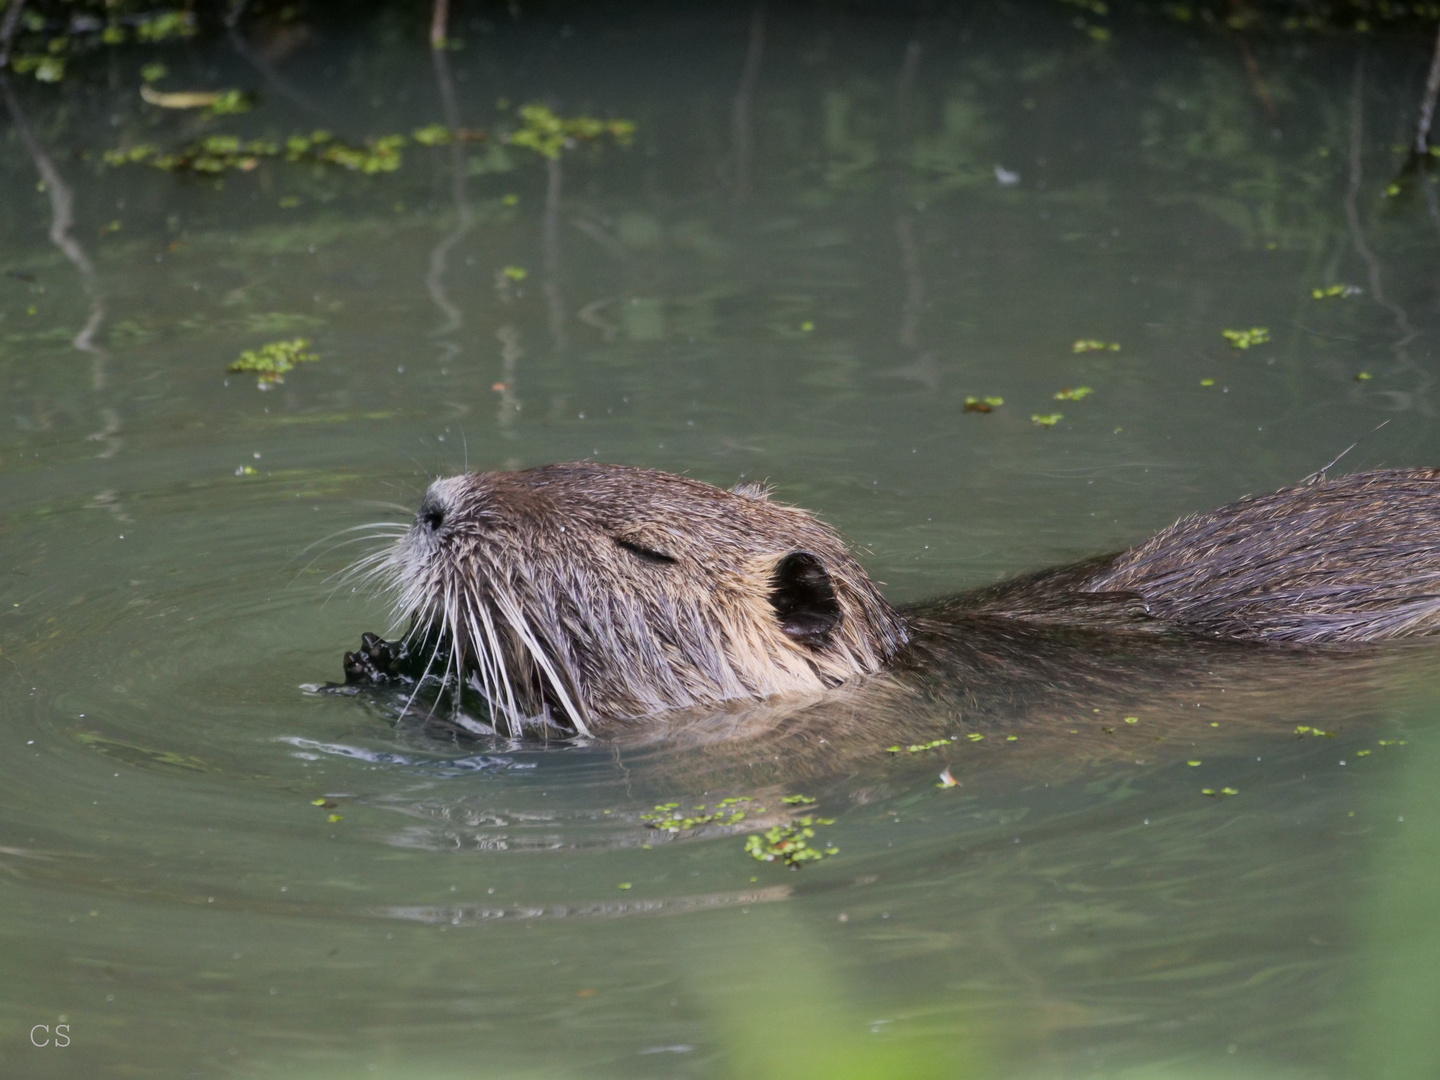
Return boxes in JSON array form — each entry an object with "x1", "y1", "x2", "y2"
[{"x1": 346, "y1": 464, "x2": 1440, "y2": 737}]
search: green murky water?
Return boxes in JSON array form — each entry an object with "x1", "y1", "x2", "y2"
[{"x1": 4, "y1": 4, "x2": 1440, "y2": 1077}]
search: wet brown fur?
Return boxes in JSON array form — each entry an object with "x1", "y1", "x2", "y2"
[{"x1": 358, "y1": 463, "x2": 1440, "y2": 736}]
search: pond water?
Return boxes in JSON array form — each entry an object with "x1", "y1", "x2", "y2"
[{"x1": 3, "y1": 3, "x2": 1440, "y2": 1077}]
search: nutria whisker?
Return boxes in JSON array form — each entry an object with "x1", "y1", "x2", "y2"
[{"x1": 492, "y1": 586, "x2": 591, "y2": 736}]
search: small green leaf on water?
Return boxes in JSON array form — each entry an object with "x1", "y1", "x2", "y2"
[
  {"x1": 1006, "y1": 735, "x2": 1018, "y2": 741},
  {"x1": 966, "y1": 733, "x2": 985, "y2": 742},
  {"x1": 1295, "y1": 725, "x2": 1335, "y2": 738},
  {"x1": 508, "y1": 103, "x2": 636, "y2": 159},
  {"x1": 502, "y1": 265, "x2": 527, "y2": 281},
  {"x1": 1187, "y1": 760, "x2": 1202, "y2": 766},
  {"x1": 1031, "y1": 413, "x2": 1063, "y2": 426},
  {"x1": 1200, "y1": 378, "x2": 1216, "y2": 387},
  {"x1": 1072, "y1": 339, "x2": 1120, "y2": 352},
  {"x1": 1312, "y1": 284, "x2": 1361, "y2": 299},
  {"x1": 1355, "y1": 371, "x2": 1373, "y2": 382},
  {"x1": 1202, "y1": 788, "x2": 1217, "y2": 796},
  {"x1": 205, "y1": 89, "x2": 253, "y2": 117},
  {"x1": 1222, "y1": 326, "x2": 1270, "y2": 349},
  {"x1": 501, "y1": 193, "x2": 519, "y2": 205},
  {"x1": 140, "y1": 62, "x2": 168, "y2": 83},
  {"x1": 310, "y1": 798, "x2": 327, "y2": 806},
  {"x1": 327, "y1": 814, "x2": 343, "y2": 823},
  {"x1": 412, "y1": 124, "x2": 453, "y2": 146},
  {"x1": 1124, "y1": 716, "x2": 1138, "y2": 724},
  {"x1": 896, "y1": 738, "x2": 956, "y2": 753},
  {"x1": 1221, "y1": 787, "x2": 1239, "y2": 795},
  {"x1": 617, "y1": 882, "x2": 632, "y2": 890},
  {"x1": 1357, "y1": 749, "x2": 1372, "y2": 756},
  {"x1": 744, "y1": 815, "x2": 837, "y2": 867},
  {"x1": 964, "y1": 395, "x2": 1004, "y2": 413},
  {"x1": 228, "y1": 338, "x2": 318, "y2": 388},
  {"x1": 1053, "y1": 386, "x2": 1093, "y2": 401},
  {"x1": 781, "y1": 795, "x2": 816, "y2": 805},
  {"x1": 800, "y1": 320, "x2": 814, "y2": 332}
]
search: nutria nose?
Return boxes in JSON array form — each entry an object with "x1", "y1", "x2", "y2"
[{"x1": 418, "y1": 496, "x2": 445, "y2": 532}]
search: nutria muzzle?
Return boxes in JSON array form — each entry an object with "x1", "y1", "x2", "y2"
[{"x1": 344, "y1": 463, "x2": 1440, "y2": 735}]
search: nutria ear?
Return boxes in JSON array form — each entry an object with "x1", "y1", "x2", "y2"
[
  {"x1": 770, "y1": 551, "x2": 842, "y2": 646},
  {"x1": 612, "y1": 524, "x2": 679, "y2": 565}
]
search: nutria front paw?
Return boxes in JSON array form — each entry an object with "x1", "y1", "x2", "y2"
[{"x1": 343, "y1": 631, "x2": 409, "y2": 685}]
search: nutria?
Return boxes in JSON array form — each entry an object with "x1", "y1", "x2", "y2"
[{"x1": 341, "y1": 463, "x2": 1440, "y2": 737}]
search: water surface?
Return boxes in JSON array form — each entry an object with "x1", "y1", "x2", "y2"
[{"x1": 3, "y1": 4, "x2": 1440, "y2": 1077}]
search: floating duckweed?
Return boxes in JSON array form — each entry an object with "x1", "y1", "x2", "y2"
[
  {"x1": 412, "y1": 124, "x2": 454, "y2": 146},
  {"x1": 1222, "y1": 327, "x2": 1270, "y2": 349},
  {"x1": 501, "y1": 193, "x2": 520, "y2": 206},
  {"x1": 508, "y1": 103, "x2": 636, "y2": 160},
  {"x1": 800, "y1": 320, "x2": 815, "y2": 332},
  {"x1": 1202, "y1": 787, "x2": 1240, "y2": 797},
  {"x1": 1312, "y1": 284, "x2": 1362, "y2": 300},
  {"x1": 1072, "y1": 340, "x2": 1120, "y2": 353},
  {"x1": 1031, "y1": 413, "x2": 1063, "y2": 427},
  {"x1": 1378, "y1": 739, "x2": 1408, "y2": 746},
  {"x1": 1200, "y1": 378, "x2": 1216, "y2": 387},
  {"x1": 228, "y1": 338, "x2": 318, "y2": 388},
  {"x1": 964, "y1": 395, "x2": 1004, "y2": 413},
  {"x1": 886, "y1": 737, "x2": 956, "y2": 754},
  {"x1": 501, "y1": 266, "x2": 528, "y2": 281},
  {"x1": 1053, "y1": 386, "x2": 1094, "y2": 401},
  {"x1": 135, "y1": 10, "x2": 196, "y2": 42},
  {"x1": 617, "y1": 882, "x2": 632, "y2": 890},
  {"x1": 965, "y1": 733, "x2": 985, "y2": 742},
  {"x1": 205, "y1": 89, "x2": 253, "y2": 117},
  {"x1": 1187, "y1": 760, "x2": 1202, "y2": 766},
  {"x1": 1295, "y1": 725, "x2": 1336, "y2": 738},
  {"x1": 12, "y1": 54, "x2": 66, "y2": 82},
  {"x1": 640, "y1": 798, "x2": 755, "y2": 833},
  {"x1": 1006, "y1": 735, "x2": 1018, "y2": 741},
  {"x1": 781, "y1": 794, "x2": 816, "y2": 805},
  {"x1": 1124, "y1": 716, "x2": 1139, "y2": 724},
  {"x1": 1355, "y1": 372, "x2": 1373, "y2": 382},
  {"x1": 105, "y1": 129, "x2": 406, "y2": 175},
  {"x1": 327, "y1": 813, "x2": 343, "y2": 823},
  {"x1": 744, "y1": 815, "x2": 837, "y2": 868},
  {"x1": 1357, "y1": 749, "x2": 1372, "y2": 757}
]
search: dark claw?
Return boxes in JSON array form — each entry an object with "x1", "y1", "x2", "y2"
[{"x1": 343, "y1": 631, "x2": 408, "y2": 684}]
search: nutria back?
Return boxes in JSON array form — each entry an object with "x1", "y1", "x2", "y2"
[{"x1": 1080, "y1": 468, "x2": 1440, "y2": 642}]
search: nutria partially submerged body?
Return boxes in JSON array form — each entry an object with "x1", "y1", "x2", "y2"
[{"x1": 342, "y1": 463, "x2": 1440, "y2": 736}]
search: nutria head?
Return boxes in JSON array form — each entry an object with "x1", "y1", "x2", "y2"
[{"x1": 372, "y1": 462, "x2": 909, "y2": 734}]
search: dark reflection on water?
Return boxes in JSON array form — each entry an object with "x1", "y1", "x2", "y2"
[{"x1": 2, "y1": 3, "x2": 1440, "y2": 1077}]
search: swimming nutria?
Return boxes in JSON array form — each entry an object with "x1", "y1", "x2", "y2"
[{"x1": 342, "y1": 463, "x2": 1440, "y2": 737}]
